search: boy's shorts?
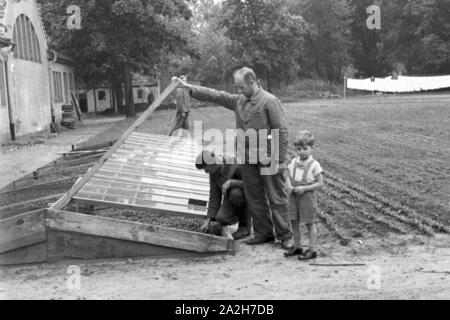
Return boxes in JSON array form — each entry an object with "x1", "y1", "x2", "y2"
[{"x1": 288, "y1": 192, "x2": 317, "y2": 224}]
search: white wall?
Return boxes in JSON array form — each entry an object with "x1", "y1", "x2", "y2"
[
  {"x1": 50, "y1": 62, "x2": 76, "y2": 122},
  {"x1": 0, "y1": 0, "x2": 51, "y2": 141},
  {"x1": 78, "y1": 88, "x2": 113, "y2": 113}
]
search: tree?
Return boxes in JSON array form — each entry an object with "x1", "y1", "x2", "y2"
[
  {"x1": 350, "y1": 0, "x2": 450, "y2": 77},
  {"x1": 189, "y1": 0, "x2": 234, "y2": 84},
  {"x1": 219, "y1": 0, "x2": 307, "y2": 91},
  {"x1": 38, "y1": 0, "x2": 193, "y2": 116},
  {"x1": 290, "y1": 0, "x2": 353, "y2": 82},
  {"x1": 348, "y1": 0, "x2": 387, "y2": 77},
  {"x1": 384, "y1": 0, "x2": 450, "y2": 75}
]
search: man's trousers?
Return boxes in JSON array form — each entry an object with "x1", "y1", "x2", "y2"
[{"x1": 241, "y1": 164, "x2": 292, "y2": 241}]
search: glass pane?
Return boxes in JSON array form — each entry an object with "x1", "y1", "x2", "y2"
[
  {"x1": 63, "y1": 72, "x2": 69, "y2": 103},
  {"x1": 29, "y1": 23, "x2": 37, "y2": 62},
  {"x1": 58, "y1": 73, "x2": 62, "y2": 102},
  {"x1": 69, "y1": 73, "x2": 75, "y2": 92},
  {"x1": 34, "y1": 32, "x2": 41, "y2": 63},
  {"x1": 20, "y1": 15, "x2": 29, "y2": 60},
  {"x1": 52, "y1": 71, "x2": 58, "y2": 103},
  {"x1": 25, "y1": 16, "x2": 34, "y2": 61},
  {"x1": 12, "y1": 26, "x2": 18, "y2": 59},
  {"x1": 16, "y1": 15, "x2": 24, "y2": 59}
]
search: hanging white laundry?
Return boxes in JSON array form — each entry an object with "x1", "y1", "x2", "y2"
[{"x1": 347, "y1": 75, "x2": 450, "y2": 93}]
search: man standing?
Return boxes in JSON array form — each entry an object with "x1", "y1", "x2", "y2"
[
  {"x1": 169, "y1": 75, "x2": 191, "y2": 136},
  {"x1": 196, "y1": 150, "x2": 251, "y2": 240},
  {"x1": 173, "y1": 68, "x2": 293, "y2": 248}
]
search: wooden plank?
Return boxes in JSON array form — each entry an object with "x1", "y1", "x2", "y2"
[
  {"x1": 99, "y1": 165, "x2": 208, "y2": 184},
  {"x1": 104, "y1": 159, "x2": 206, "y2": 178},
  {"x1": 46, "y1": 230, "x2": 219, "y2": 261},
  {"x1": 84, "y1": 178, "x2": 209, "y2": 198},
  {"x1": 74, "y1": 140, "x2": 116, "y2": 152},
  {"x1": 0, "y1": 177, "x2": 78, "y2": 196},
  {"x1": 46, "y1": 209, "x2": 233, "y2": 253},
  {"x1": 0, "y1": 193, "x2": 64, "y2": 213},
  {"x1": 71, "y1": 92, "x2": 82, "y2": 123},
  {"x1": 77, "y1": 185, "x2": 208, "y2": 208},
  {"x1": 0, "y1": 209, "x2": 47, "y2": 254},
  {"x1": 70, "y1": 198, "x2": 207, "y2": 219},
  {"x1": 94, "y1": 169, "x2": 208, "y2": 190},
  {"x1": 110, "y1": 152, "x2": 203, "y2": 171},
  {"x1": 57, "y1": 149, "x2": 108, "y2": 156},
  {"x1": 0, "y1": 242, "x2": 48, "y2": 266},
  {"x1": 83, "y1": 181, "x2": 209, "y2": 201},
  {"x1": 39, "y1": 153, "x2": 103, "y2": 170},
  {"x1": 51, "y1": 80, "x2": 178, "y2": 211}
]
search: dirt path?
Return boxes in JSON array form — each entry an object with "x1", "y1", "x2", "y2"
[
  {"x1": 0, "y1": 116, "x2": 125, "y2": 189},
  {"x1": 1, "y1": 234, "x2": 449, "y2": 300}
]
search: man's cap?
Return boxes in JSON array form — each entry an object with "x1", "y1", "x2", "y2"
[{"x1": 195, "y1": 150, "x2": 216, "y2": 170}]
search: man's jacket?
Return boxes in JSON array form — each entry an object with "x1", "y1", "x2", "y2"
[
  {"x1": 207, "y1": 163, "x2": 243, "y2": 219},
  {"x1": 190, "y1": 86, "x2": 289, "y2": 164}
]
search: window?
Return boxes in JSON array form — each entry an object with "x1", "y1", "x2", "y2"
[
  {"x1": 69, "y1": 72, "x2": 75, "y2": 93},
  {"x1": 98, "y1": 90, "x2": 106, "y2": 101},
  {"x1": 63, "y1": 72, "x2": 70, "y2": 103},
  {"x1": 0, "y1": 61, "x2": 7, "y2": 108},
  {"x1": 137, "y1": 89, "x2": 143, "y2": 99},
  {"x1": 12, "y1": 14, "x2": 42, "y2": 63},
  {"x1": 53, "y1": 71, "x2": 63, "y2": 103}
]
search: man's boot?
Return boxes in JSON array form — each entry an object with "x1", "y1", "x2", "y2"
[{"x1": 233, "y1": 225, "x2": 251, "y2": 240}]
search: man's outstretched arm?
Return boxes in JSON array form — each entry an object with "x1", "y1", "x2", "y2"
[{"x1": 172, "y1": 77, "x2": 239, "y2": 111}]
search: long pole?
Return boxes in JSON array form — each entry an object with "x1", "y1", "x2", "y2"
[{"x1": 343, "y1": 75, "x2": 347, "y2": 99}]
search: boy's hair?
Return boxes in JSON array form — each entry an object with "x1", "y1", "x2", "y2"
[{"x1": 294, "y1": 130, "x2": 315, "y2": 147}]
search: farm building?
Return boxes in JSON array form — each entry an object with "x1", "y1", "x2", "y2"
[
  {"x1": 77, "y1": 80, "x2": 160, "y2": 114},
  {"x1": 77, "y1": 86, "x2": 114, "y2": 114},
  {"x1": 0, "y1": 0, "x2": 76, "y2": 142}
]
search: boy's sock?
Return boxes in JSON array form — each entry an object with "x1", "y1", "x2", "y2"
[{"x1": 307, "y1": 223, "x2": 318, "y2": 253}]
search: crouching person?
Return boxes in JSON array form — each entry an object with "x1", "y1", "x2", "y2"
[{"x1": 195, "y1": 151, "x2": 251, "y2": 240}]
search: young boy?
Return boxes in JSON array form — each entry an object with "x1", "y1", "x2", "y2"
[{"x1": 284, "y1": 131, "x2": 324, "y2": 260}]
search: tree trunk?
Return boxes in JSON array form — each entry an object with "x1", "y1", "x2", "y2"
[
  {"x1": 110, "y1": 81, "x2": 117, "y2": 114},
  {"x1": 115, "y1": 82, "x2": 123, "y2": 114},
  {"x1": 123, "y1": 61, "x2": 135, "y2": 117}
]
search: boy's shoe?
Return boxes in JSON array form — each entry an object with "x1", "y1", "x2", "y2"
[
  {"x1": 284, "y1": 247, "x2": 304, "y2": 257},
  {"x1": 298, "y1": 250, "x2": 317, "y2": 261}
]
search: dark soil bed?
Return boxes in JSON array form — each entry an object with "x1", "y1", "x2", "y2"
[{"x1": 66, "y1": 204, "x2": 215, "y2": 233}]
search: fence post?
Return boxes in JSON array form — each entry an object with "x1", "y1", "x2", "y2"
[{"x1": 343, "y1": 75, "x2": 347, "y2": 99}]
